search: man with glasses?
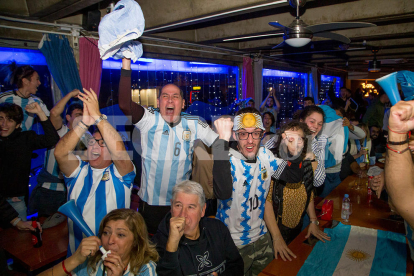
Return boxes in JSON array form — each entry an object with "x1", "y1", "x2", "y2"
[
  {"x1": 55, "y1": 88, "x2": 136, "y2": 258},
  {"x1": 212, "y1": 107, "x2": 287, "y2": 276}
]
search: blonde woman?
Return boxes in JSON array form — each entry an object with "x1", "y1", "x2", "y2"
[{"x1": 39, "y1": 209, "x2": 158, "y2": 276}]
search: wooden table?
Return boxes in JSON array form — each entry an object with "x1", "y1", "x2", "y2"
[
  {"x1": 0, "y1": 218, "x2": 68, "y2": 274},
  {"x1": 259, "y1": 175, "x2": 413, "y2": 276}
]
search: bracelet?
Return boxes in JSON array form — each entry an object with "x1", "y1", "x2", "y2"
[
  {"x1": 80, "y1": 120, "x2": 90, "y2": 128},
  {"x1": 386, "y1": 144, "x2": 410, "y2": 154},
  {"x1": 12, "y1": 217, "x2": 21, "y2": 227},
  {"x1": 77, "y1": 123, "x2": 87, "y2": 131},
  {"x1": 388, "y1": 126, "x2": 411, "y2": 137},
  {"x1": 310, "y1": 159, "x2": 317, "y2": 163},
  {"x1": 62, "y1": 260, "x2": 72, "y2": 276},
  {"x1": 387, "y1": 138, "x2": 409, "y2": 145},
  {"x1": 310, "y1": 217, "x2": 317, "y2": 221}
]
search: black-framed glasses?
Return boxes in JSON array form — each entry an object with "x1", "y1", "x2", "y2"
[
  {"x1": 236, "y1": 131, "x2": 263, "y2": 140},
  {"x1": 88, "y1": 138, "x2": 107, "y2": 147}
]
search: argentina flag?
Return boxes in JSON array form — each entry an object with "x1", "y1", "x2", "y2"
[{"x1": 298, "y1": 223, "x2": 407, "y2": 276}]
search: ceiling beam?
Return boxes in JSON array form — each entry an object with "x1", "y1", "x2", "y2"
[
  {"x1": 141, "y1": 0, "x2": 291, "y2": 32},
  {"x1": 26, "y1": 0, "x2": 102, "y2": 22}
]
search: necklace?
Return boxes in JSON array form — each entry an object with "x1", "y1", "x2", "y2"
[{"x1": 16, "y1": 89, "x2": 29, "y2": 99}]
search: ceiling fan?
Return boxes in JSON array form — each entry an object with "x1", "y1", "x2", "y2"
[{"x1": 269, "y1": 0, "x2": 376, "y2": 48}]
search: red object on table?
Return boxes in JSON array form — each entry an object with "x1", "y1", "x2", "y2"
[
  {"x1": 259, "y1": 175, "x2": 413, "y2": 276},
  {"x1": 0, "y1": 217, "x2": 68, "y2": 273}
]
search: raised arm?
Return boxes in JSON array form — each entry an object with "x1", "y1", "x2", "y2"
[
  {"x1": 212, "y1": 118, "x2": 234, "y2": 199},
  {"x1": 24, "y1": 103, "x2": 60, "y2": 150},
  {"x1": 118, "y1": 58, "x2": 145, "y2": 124},
  {"x1": 49, "y1": 89, "x2": 80, "y2": 129},
  {"x1": 272, "y1": 88, "x2": 281, "y2": 110},
  {"x1": 385, "y1": 101, "x2": 414, "y2": 227},
  {"x1": 54, "y1": 117, "x2": 87, "y2": 177},
  {"x1": 79, "y1": 89, "x2": 134, "y2": 176},
  {"x1": 260, "y1": 90, "x2": 271, "y2": 112},
  {"x1": 312, "y1": 136, "x2": 327, "y2": 187}
]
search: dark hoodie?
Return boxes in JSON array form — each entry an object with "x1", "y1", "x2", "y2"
[
  {"x1": 0, "y1": 118, "x2": 59, "y2": 197},
  {"x1": 152, "y1": 212, "x2": 244, "y2": 276}
]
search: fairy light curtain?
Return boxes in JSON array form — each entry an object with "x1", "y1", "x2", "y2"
[
  {"x1": 99, "y1": 58, "x2": 239, "y2": 123},
  {"x1": 262, "y1": 69, "x2": 308, "y2": 126}
]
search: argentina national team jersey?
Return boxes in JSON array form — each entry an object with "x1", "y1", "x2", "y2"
[
  {"x1": 216, "y1": 147, "x2": 281, "y2": 247},
  {"x1": 136, "y1": 107, "x2": 218, "y2": 206},
  {"x1": 0, "y1": 91, "x2": 50, "y2": 131},
  {"x1": 64, "y1": 156, "x2": 136, "y2": 257}
]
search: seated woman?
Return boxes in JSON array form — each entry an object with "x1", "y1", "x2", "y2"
[
  {"x1": 266, "y1": 122, "x2": 330, "y2": 246},
  {"x1": 349, "y1": 123, "x2": 371, "y2": 164},
  {"x1": 39, "y1": 209, "x2": 158, "y2": 276}
]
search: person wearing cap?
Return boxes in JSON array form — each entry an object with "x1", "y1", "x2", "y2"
[{"x1": 212, "y1": 107, "x2": 288, "y2": 276}]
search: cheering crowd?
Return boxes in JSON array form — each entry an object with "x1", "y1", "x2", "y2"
[{"x1": 1, "y1": 44, "x2": 414, "y2": 276}]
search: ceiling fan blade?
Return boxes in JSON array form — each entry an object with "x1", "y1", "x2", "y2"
[
  {"x1": 269, "y1": 21, "x2": 289, "y2": 30},
  {"x1": 305, "y1": 22, "x2": 376, "y2": 33},
  {"x1": 272, "y1": 41, "x2": 286, "y2": 49},
  {"x1": 313, "y1": 32, "x2": 351, "y2": 44}
]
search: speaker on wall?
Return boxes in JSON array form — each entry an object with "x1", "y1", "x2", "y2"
[{"x1": 83, "y1": 10, "x2": 101, "y2": 32}]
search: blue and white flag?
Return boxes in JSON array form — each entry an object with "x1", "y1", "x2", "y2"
[{"x1": 298, "y1": 223, "x2": 407, "y2": 276}]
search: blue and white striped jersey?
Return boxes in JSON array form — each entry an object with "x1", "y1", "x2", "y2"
[
  {"x1": 64, "y1": 156, "x2": 136, "y2": 257},
  {"x1": 135, "y1": 107, "x2": 218, "y2": 206},
  {"x1": 0, "y1": 91, "x2": 50, "y2": 131},
  {"x1": 216, "y1": 147, "x2": 281, "y2": 246},
  {"x1": 40, "y1": 125, "x2": 91, "y2": 191},
  {"x1": 74, "y1": 260, "x2": 157, "y2": 276}
]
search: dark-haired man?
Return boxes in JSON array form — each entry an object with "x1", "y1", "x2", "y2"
[
  {"x1": 29, "y1": 89, "x2": 92, "y2": 217},
  {"x1": 363, "y1": 91, "x2": 390, "y2": 129},
  {"x1": 0, "y1": 102, "x2": 59, "y2": 221},
  {"x1": 213, "y1": 107, "x2": 289, "y2": 275},
  {"x1": 54, "y1": 88, "x2": 135, "y2": 258},
  {"x1": 303, "y1": 96, "x2": 315, "y2": 107},
  {"x1": 118, "y1": 58, "x2": 218, "y2": 234}
]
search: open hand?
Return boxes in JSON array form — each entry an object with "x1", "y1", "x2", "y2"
[
  {"x1": 306, "y1": 223, "x2": 330, "y2": 243},
  {"x1": 78, "y1": 88, "x2": 101, "y2": 125},
  {"x1": 272, "y1": 236, "x2": 297, "y2": 261}
]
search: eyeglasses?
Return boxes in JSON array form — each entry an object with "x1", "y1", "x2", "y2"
[
  {"x1": 88, "y1": 138, "x2": 107, "y2": 147},
  {"x1": 236, "y1": 131, "x2": 263, "y2": 140}
]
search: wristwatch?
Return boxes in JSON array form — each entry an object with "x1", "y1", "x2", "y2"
[
  {"x1": 94, "y1": 114, "x2": 107, "y2": 125},
  {"x1": 310, "y1": 220, "x2": 319, "y2": 226}
]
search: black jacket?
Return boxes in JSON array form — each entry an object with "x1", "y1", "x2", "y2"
[
  {"x1": 152, "y1": 212, "x2": 244, "y2": 276},
  {"x1": 0, "y1": 194, "x2": 18, "y2": 227},
  {"x1": 0, "y1": 119, "x2": 60, "y2": 197}
]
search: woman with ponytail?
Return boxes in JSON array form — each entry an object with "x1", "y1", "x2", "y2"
[
  {"x1": 0, "y1": 62, "x2": 50, "y2": 131},
  {"x1": 265, "y1": 121, "x2": 330, "y2": 261}
]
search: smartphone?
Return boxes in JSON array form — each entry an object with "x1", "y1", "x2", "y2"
[{"x1": 303, "y1": 235, "x2": 318, "y2": 246}]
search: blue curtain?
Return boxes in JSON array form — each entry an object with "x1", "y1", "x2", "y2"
[{"x1": 39, "y1": 34, "x2": 83, "y2": 96}]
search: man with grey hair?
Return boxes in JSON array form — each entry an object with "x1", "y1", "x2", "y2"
[{"x1": 152, "y1": 180, "x2": 244, "y2": 276}]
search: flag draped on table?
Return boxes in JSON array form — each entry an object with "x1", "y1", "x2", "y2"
[{"x1": 298, "y1": 223, "x2": 407, "y2": 276}]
